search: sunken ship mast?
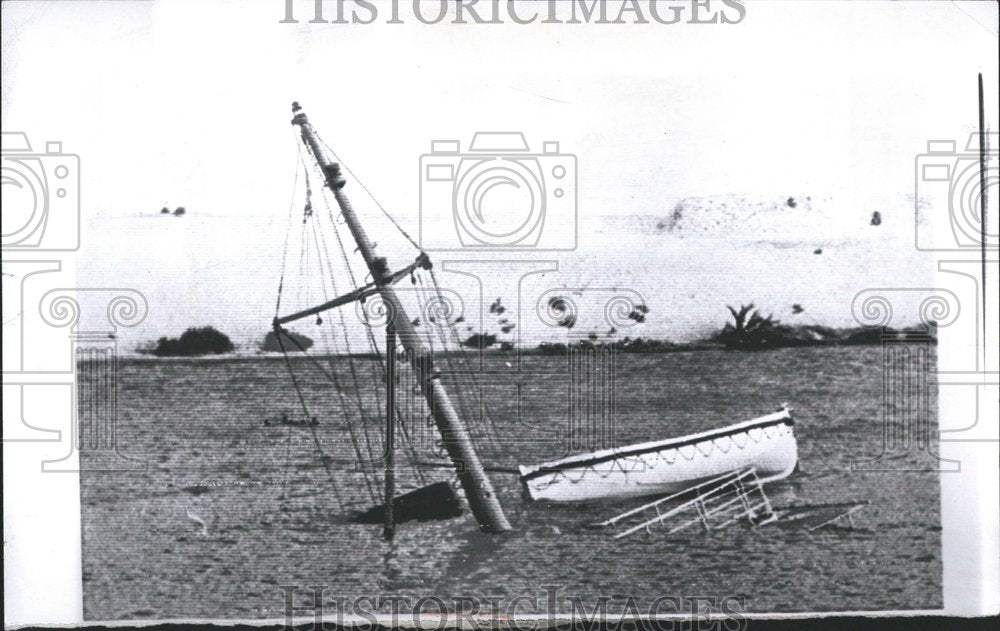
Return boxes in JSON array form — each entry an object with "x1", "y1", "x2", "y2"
[{"x1": 279, "y1": 102, "x2": 512, "y2": 534}]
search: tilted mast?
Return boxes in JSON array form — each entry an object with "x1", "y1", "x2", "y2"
[{"x1": 283, "y1": 102, "x2": 512, "y2": 533}]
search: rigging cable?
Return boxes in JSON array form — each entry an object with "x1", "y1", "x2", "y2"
[
  {"x1": 274, "y1": 143, "x2": 347, "y2": 508},
  {"x1": 319, "y1": 130, "x2": 508, "y2": 464},
  {"x1": 316, "y1": 134, "x2": 423, "y2": 252},
  {"x1": 307, "y1": 147, "x2": 429, "y2": 488},
  {"x1": 312, "y1": 174, "x2": 430, "y2": 489},
  {"x1": 308, "y1": 213, "x2": 386, "y2": 494},
  {"x1": 274, "y1": 139, "x2": 305, "y2": 500},
  {"x1": 315, "y1": 132, "x2": 486, "y2": 469},
  {"x1": 276, "y1": 139, "x2": 360, "y2": 508},
  {"x1": 426, "y1": 268, "x2": 506, "y2": 456}
]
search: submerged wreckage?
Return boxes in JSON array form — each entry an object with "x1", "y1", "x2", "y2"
[
  {"x1": 519, "y1": 407, "x2": 798, "y2": 503},
  {"x1": 269, "y1": 103, "x2": 863, "y2": 539}
]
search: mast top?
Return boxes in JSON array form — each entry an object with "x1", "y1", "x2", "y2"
[{"x1": 291, "y1": 101, "x2": 308, "y2": 125}]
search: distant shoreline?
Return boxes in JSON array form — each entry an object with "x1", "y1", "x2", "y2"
[{"x1": 120, "y1": 324, "x2": 935, "y2": 362}]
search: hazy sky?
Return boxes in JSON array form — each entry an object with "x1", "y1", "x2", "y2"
[
  {"x1": 3, "y1": 0, "x2": 996, "y2": 219},
  {"x1": 3, "y1": 1, "x2": 998, "y2": 348}
]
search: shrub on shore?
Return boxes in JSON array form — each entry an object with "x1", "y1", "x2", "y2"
[
  {"x1": 710, "y1": 304, "x2": 934, "y2": 350},
  {"x1": 152, "y1": 326, "x2": 235, "y2": 357},
  {"x1": 461, "y1": 333, "x2": 498, "y2": 350},
  {"x1": 260, "y1": 329, "x2": 314, "y2": 352},
  {"x1": 533, "y1": 337, "x2": 686, "y2": 355},
  {"x1": 713, "y1": 304, "x2": 791, "y2": 349}
]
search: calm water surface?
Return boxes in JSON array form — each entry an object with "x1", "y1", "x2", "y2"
[{"x1": 81, "y1": 345, "x2": 942, "y2": 618}]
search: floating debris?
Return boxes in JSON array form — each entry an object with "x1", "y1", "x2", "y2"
[
  {"x1": 265, "y1": 413, "x2": 318, "y2": 427},
  {"x1": 185, "y1": 509, "x2": 209, "y2": 536},
  {"x1": 589, "y1": 468, "x2": 868, "y2": 539},
  {"x1": 589, "y1": 469, "x2": 778, "y2": 538}
]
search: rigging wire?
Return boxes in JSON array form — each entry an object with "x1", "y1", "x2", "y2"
[
  {"x1": 305, "y1": 145, "x2": 432, "y2": 486},
  {"x1": 276, "y1": 142, "x2": 308, "y2": 498},
  {"x1": 273, "y1": 324, "x2": 380, "y2": 505},
  {"x1": 324, "y1": 128, "x2": 509, "y2": 461},
  {"x1": 312, "y1": 173, "x2": 429, "y2": 488},
  {"x1": 425, "y1": 268, "x2": 507, "y2": 456},
  {"x1": 274, "y1": 134, "x2": 372, "y2": 507},
  {"x1": 308, "y1": 214, "x2": 385, "y2": 489},
  {"x1": 313, "y1": 130, "x2": 492, "y2": 466},
  {"x1": 315, "y1": 133, "x2": 423, "y2": 253},
  {"x1": 275, "y1": 141, "x2": 302, "y2": 318},
  {"x1": 274, "y1": 141, "x2": 348, "y2": 508},
  {"x1": 274, "y1": 330, "x2": 346, "y2": 510},
  {"x1": 296, "y1": 137, "x2": 384, "y2": 504},
  {"x1": 277, "y1": 126, "x2": 518, "y2": 507}
]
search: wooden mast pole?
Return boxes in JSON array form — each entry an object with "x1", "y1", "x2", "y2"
[{"x1": 290, "y1": 102, "x2": 512, "y2": 533}]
